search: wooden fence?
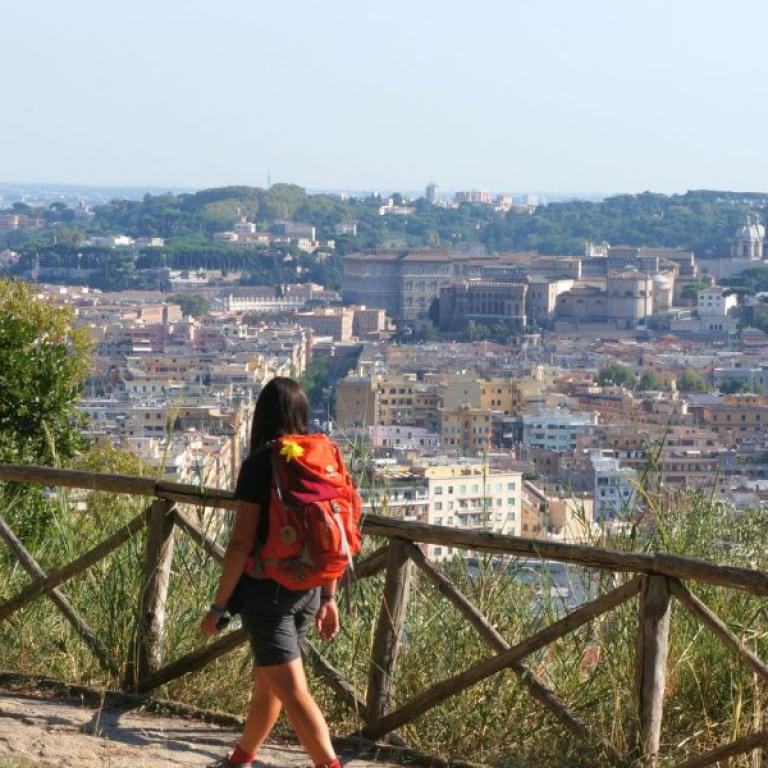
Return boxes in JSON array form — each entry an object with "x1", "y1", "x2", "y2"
[{"x1": 1, "y1": 462, "x2": 768, "y2": 767}]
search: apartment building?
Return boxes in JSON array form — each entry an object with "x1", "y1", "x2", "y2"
[
  {"x1": 588, "y1": 451, "x2": 638, "y2": 521},
  {"x1": 698, "y1": 287, "x2": 738, "y2": 317},
  {"x1": 521, "y1": 481, "x2": 595, "y2": 542},
  {"x1": 480, "y1": 377, "x2": 533, "y2": 415},
  {"x1": 520, "y1": 410, "x2": 595, "y2": 451},
  {"x1": 581, "y1": 424, "x2": 733, "y2": 493},
  {"x1": 335, "y1": 375, "x2": 377, "y2": 427},
  {"x1": 367, "y1": 425, "x2": 441, "y2": 452},
  {"x1": 441, "y1": 406, "x2": 495, "y2": 456},
  {"x1": 689, "y1": 395, "x2": 768, "y2": 438},
  {"x1": 423, "y1": 464, "x2": 522, "y2": 559},
  {"x1": 141, "y1": 355, "x2": 198, "y2": 379},
  {"x1": 362, "y1": 461, "x2": 522, "y2": 560},
  {"x1": 294, "y1": 308, "x2": 354, "y2": 342},
  {"x1": 360, "y1": 469, "x2": 430, "y2": 522},
  {"x1": 412, "y1": 388, "x2": 442, "y2": 431},
  {"x1": 350, "y1": 305, "x2": 390, "y2": 339},
  {"x1": 335, "y1": 369, "x2": 538, "y2": 432},
  {"x1": 375, "y1": 373, "x2": 419, "y2": 425}
]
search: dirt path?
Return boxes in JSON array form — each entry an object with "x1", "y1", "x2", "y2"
[{"x1": 0, "y1": 687, "x2": 406, "y2": 768}]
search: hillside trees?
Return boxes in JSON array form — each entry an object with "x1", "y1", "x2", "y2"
[
  {"x1": 638, "y1": 370, "x2": 663, "y2": 391},
  {"x1": 8, "y1": 187, "x2": 768, "y2": 293},
  {"x1": 676, "y1": 369, "x2": 710, "y2": 393},
  {"x1": 168, "y1": 293, "x2": 210, "y2": 318},
  {"x1": 597, "y1": 363, "x2": 637, "y2": 388},
  {"x1": 0, "y1": 279, "x2": 92, "y2": 465}
]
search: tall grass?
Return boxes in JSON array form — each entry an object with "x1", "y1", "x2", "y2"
[{"x1": 1, "y1": 478, "x2": 768, "y2": 767}]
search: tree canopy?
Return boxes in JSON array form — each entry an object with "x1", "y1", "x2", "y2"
[
  {"x1": 597, "y1": 363, "x2": 637, "y2": 389},
  {"x1": 719, "y1": 378, "x2": 761, "y2": 395},
  {"x1": 676, "y1": 369, "x2": 710, "y2": 394},
  {"x1": 638, "y1": 370, "x2": 663, "y2": 391},
  {"x1": 168, "y1": 293, "x2": 210, "y2": 318},
  {"x1": 0, "y1": 279, "x2": 92, "y2": 464}
]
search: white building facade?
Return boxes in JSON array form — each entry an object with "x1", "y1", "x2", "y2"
[
  {"x1": 590, "y1": 451, "x2": 638, "y2": 522},
  {"x1": 521, "y1": 411, "x2": 594, "y2": 451}
]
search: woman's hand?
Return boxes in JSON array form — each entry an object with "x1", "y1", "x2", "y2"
[
  {"x1": 200, "y1": 610, "x2": 222, "y2": 638},
  {"x1": 315, "y1": 599, "x2": 339, "y2": 640}
]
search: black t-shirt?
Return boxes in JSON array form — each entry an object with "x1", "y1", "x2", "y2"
[{"x1": 234, "y1": 448, "x2": 273, "y2": 545}]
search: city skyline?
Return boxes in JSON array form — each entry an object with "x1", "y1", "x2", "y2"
[{"x1": 2, "y1": 0, "x2": 768, "y2": 193}]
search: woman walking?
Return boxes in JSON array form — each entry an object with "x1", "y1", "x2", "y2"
[{"x1": 201, "y1": 377, "x2": 346, "y2": 768}]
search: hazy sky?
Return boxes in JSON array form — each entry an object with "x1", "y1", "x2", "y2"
[{"x1": 3, "y1": 0, "x2": 768, "y2": 194}]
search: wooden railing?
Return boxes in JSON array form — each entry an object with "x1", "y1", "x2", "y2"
[{"x1": 1, "y1": 462, "x2": 768, "y2": 767}]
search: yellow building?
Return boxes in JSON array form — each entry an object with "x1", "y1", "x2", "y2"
[
  {"x1": 335, "y1": 376, "x2": 377, "y2": 428},
  {"x1": 480, "y1": 377, "x2": 535, "y2": 415},
  {"x1": 521, "y1": 481, "x2": 595, "y2": 543},
  {"x1": 439, "y1": 375, "x2": 483, "y2": 410},
  {"x1": 441, "y1": 405, "x2": 495, "y2": 456},
  {"x1": 412, "y1": 389, "x2": 442, "y2": 431},
  {"x1": 336, "y1": 369, "x2": 543, "y2": 434},
  {"x1": 375, "y1": 373, "x2": 419, "y2": 425},
  {"x1": 691, "y1": 395, "x2": 768, "y2": 438},
  {"x1": 335, "y1": 372, "x2": 420, "y2": 428},
  {"x1": 142, "y1": 355, "x2": 196, "y2": 379}
]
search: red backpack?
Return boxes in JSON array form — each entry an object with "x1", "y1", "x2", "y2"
[{"x1": 245, "y1": 433, "x2": 363, "y2": 590}]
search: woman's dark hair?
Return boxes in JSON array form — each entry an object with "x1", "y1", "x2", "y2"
[{"x1": 249, "y1": 377, "x2": 310, "y2": 454}]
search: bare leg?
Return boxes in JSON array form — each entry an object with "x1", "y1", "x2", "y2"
[
  {"x1": 238, "y1": 666, "x2": 283, "y2": 755},
  {"x1": 259, "y1": 657, "x2": 336, "y2": 765}
]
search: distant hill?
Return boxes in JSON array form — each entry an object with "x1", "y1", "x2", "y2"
[
  {"x1": 87, "y1": 186, "x2": 768, "y2": 256},
  {"x1": 2, "y1": 186, "x2": 767, "y2": 292}
]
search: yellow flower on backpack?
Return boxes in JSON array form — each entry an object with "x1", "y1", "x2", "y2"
[{"x1": 279, "y1": 438, "x2": 305, "y2": 463}]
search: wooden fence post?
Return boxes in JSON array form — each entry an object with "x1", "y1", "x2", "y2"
[
  {"x1": 366, "y1": 538, "x2": 412, "y2": 726},
  {"x1": 635, "y1": 574, "x2": 671, "y2": 767},
  {"x1": 128, "y1": 498, "x2": 175, "y2": 688}
]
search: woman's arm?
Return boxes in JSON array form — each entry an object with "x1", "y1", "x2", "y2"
[
  {"x1": 201, "y1": 499, "x2": 260, "y2": 636},
  {"x1": 315, "y1": 577, "x2": 339, "y2": 640}
]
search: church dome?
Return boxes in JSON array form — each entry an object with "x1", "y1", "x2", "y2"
[{"x1": 735, "y1": 217, "x2": 765, "y2": 242}]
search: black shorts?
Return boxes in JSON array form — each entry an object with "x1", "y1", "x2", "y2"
[{"x1": 228, "y1": 576, "x2": 320, "y2": 667}]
